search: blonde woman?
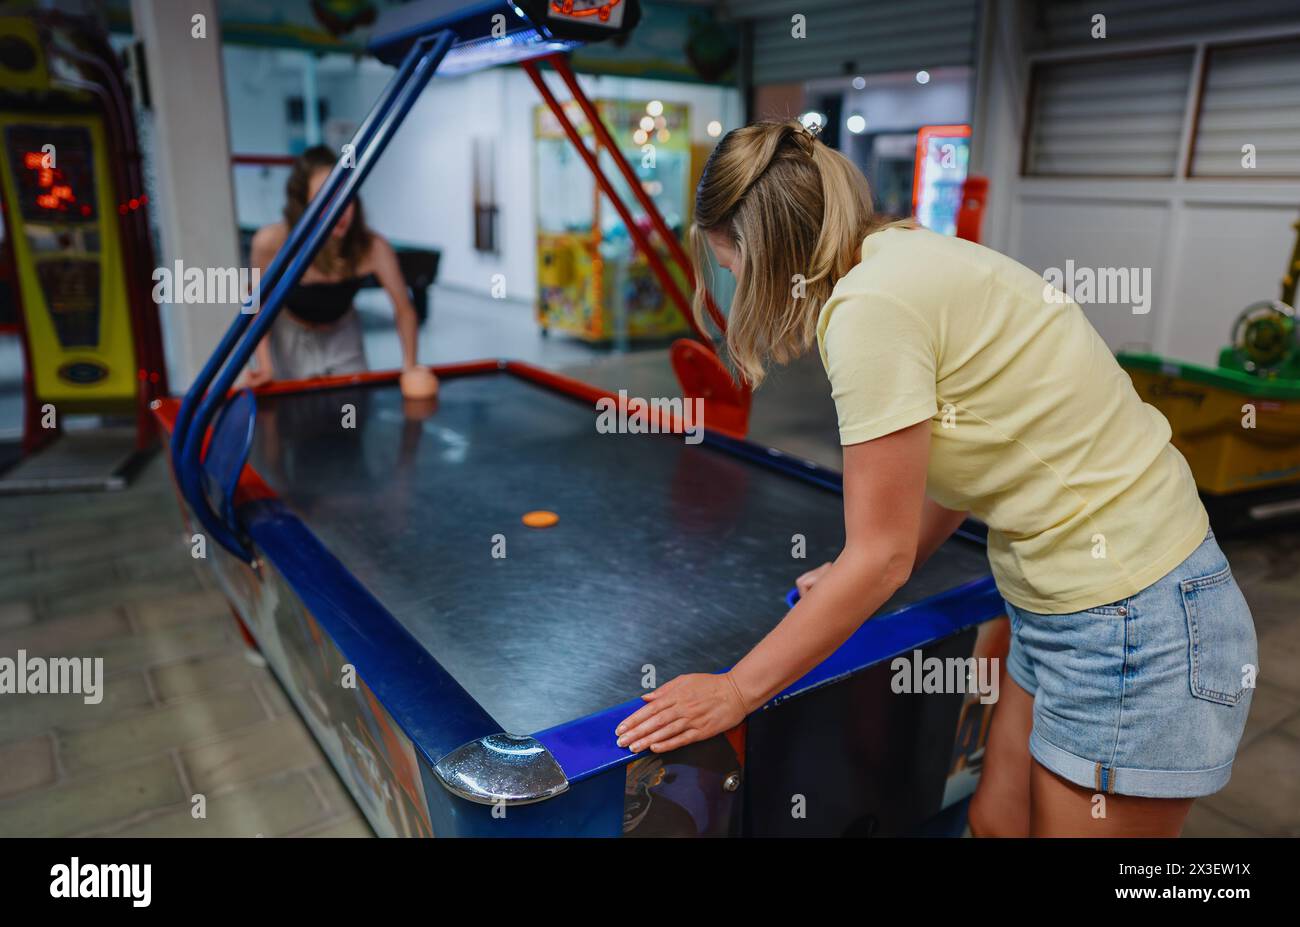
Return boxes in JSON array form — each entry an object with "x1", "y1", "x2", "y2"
[{"x1": 614, "y1": 120, "x2": 1257, "y2": 837}]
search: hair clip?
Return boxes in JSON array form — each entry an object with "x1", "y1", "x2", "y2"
[{"x1": 795, "y1": 115, "x2": 826, "y2": 141}]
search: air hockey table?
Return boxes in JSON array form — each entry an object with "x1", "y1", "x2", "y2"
[{"x1": 157, "y1": 360, "x2": 1009, "y2": 837}]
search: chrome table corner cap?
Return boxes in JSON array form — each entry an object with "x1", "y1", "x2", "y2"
[{"x1": 433, "y1": 733, "x2": 569, "y2": 806}]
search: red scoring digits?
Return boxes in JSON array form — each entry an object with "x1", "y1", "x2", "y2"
[{"x1": 21, "y1": 150, "x2": 79, "y2": 213}]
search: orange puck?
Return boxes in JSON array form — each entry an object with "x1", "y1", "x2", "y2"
[{"x1": 522, "y1": 510, "x2": 559, "y2": 528}]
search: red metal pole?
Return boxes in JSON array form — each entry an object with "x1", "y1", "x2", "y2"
[
  {"x1": 548, "y1": 54, "x2": 727, "y2": 335},
  {"x1": 521, "y1": 60, "x2": 716, "y2": 351}
]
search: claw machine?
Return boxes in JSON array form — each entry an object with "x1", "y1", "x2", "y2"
[{"x1": 535, "y1": 97, "x2": 691, "y2": 344}]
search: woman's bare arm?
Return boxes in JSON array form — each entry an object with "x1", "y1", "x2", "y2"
[
  {"x1": 796, "y1": 494, "x2": 967, "y2": 595},
  {"x1": 915, "y1": 496, "x2": 968, "y2": 572},
  {"x1": 244, "y1": 224, "x2": 283, "y2": 385},
  {"x1": 727, "y1": 420, "x2": 931, "y2": 709},
  {"x1": 616, "y1": 420, "x2": 932, "y2": 752},
  {"x1": 369, "y1": 235, "x2": 421, "y2": 370}
]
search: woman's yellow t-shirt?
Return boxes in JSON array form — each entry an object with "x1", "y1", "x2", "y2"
[{"x1": 816, "y1": 227, "x2": 1208, "y2": 614}]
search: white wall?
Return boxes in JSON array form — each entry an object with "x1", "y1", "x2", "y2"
[
  {"x1": 222, "y1": 50, "x2": 742, "y2": 300},
  {"x1": 973, "y1": 1, "x2": 1300, "y2": 366},
  {"x1": 1009, "y1": 181, "x2": 1300, "y2": 359},
  {"x1": 224, "y1": 46, "x2": 303, "y2": 233}
]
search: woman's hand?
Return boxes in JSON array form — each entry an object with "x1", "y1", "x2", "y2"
[
  {"x1": 615, "y1": 672, "x2": 748, "y2": 754},
  {"x1": 795, "y1": 561, "x2": 833, "y2": 597},
  {"x1": 399, "y1": 364, "x2": 439, "y2": 400}
]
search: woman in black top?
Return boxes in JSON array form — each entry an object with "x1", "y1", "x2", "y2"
[{"x1": 244, "y1": 146, "x2": 426, "y2": 386}]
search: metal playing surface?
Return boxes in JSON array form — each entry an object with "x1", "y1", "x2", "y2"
[{"x1": 247, "y1": 373, "x2": 991, "y2": 735}]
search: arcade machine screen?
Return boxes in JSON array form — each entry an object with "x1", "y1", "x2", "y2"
[
  {"x1": 912, "y1": 124, "x2": 970, "y2": 237},
  {"x1": 3, "y1": 124, "x2": 100, "y2": 347},
  {"x1": 541, "y1": 0, "x2": 629, "y2": 29}
]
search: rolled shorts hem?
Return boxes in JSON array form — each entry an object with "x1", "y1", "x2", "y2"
[
  {"x1": 1005, "y1": 648, "x2": 1037, "y2": 697},
  {"x1": 1029, "y1": 730, "x2": 1235, "y2": 799}
]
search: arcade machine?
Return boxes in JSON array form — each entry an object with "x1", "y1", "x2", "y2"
[
  {"x1": 160, "y1": 0, "x2": 1005, "y2": 838},
  {"x1": 912, "y1": 124, "x2": 971, "y2": 237},
  {"x1": 535, "y1": 97, "x2": 691, "y2": 344},
  {"x1": 910, "y1": 123, "x2": 986, "y2": 247},
  {"x1": 0, "y1": 13, "x2": 166, "y2": 493},
  {"x1": 1119, "y1": 221, "x2": 1300, "y2": 533}
]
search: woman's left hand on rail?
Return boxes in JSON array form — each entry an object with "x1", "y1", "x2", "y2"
[
  {"x1": 795, "y1": 561, "x2": 833, "y2": 597},
  {"x1": 615, "y1": 672, "x2": 748, "y2": 754}
]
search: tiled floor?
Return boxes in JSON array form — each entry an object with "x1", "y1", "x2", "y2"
[
  {"x1": 0, "y1": 463, "x2": 372, "y2": 837},
  {"x1": 1190, "y1": 532, "x2": 1300, "y2": 837},
  {"x1": 1, "y1": 292, "x2": 1297, "y2": 837}
]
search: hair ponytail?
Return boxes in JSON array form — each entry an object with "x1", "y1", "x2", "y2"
[{"x1": 691, "y1": 120, "x2": 914, "y2": 386}]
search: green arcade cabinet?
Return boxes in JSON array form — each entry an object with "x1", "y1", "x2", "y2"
[{"x1": 1119, "y1": 220, "x2": 1300, "y2": 532}]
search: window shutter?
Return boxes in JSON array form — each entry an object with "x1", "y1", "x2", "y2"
[
  {"x1": 1191, "y1": 39, "x2": 1300, "y2": 177},
  {"x1": 1025, "y1": 52, "x2": 1194, "y2": 176},
  {"x1": 734, "y1": 0, "x2": 979, "y2": 85},
  {"x1": 1029, "y1": 0, "x2": 1300, "y2": 50}
]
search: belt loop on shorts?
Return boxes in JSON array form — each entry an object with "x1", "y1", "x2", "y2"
[{"x1": 1094, "y1": 762, "x2": 1117, "y2": 795}]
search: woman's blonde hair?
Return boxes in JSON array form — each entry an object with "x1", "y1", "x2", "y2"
[{"x1": 691, "y1": 120, "x2": 914, "y2": 386}]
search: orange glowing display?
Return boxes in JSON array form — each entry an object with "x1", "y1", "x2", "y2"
[
  {"x1": 551, "y1": 0, "x2": 623, "y2": 22},
  {"x1": 21, "y1": 150, "x2": 79, "y2": 213},
  {"x1": 8, "y1": 127, "x2": 98, "y2": 223}
]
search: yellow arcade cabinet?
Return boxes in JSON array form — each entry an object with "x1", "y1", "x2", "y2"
[{"x1": 0, "y1": 13, "x2": 166, "y2": 491}]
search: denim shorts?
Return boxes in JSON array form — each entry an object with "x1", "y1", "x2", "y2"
[{"x1": 1004, "y1": 531, "x2": 1257, "y2": 798}]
